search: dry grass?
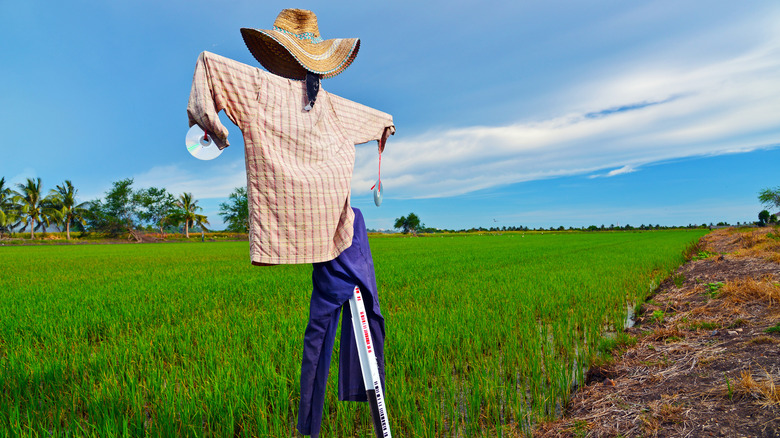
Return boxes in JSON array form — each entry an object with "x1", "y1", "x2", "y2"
[
  {"x1": 745, "y1": 336, "x2": 779, "y2": 345},
  {"x1": 688, "y1": 304, "x2": 743, "y2": 321},
  {"x1": 736, "y1": 368, "x2": 780, "y2": 408},
  {"x1": 702, "y1": 226, "x2": 780, "y2": 259},
  {"x1": 639, "y1": 395, "x2": 686, "y2": 434},
  {"x1": 739, "y1": 230, "x2": 763, "y2": 249},
  {"x1": 646, "y1": 327, "x2": 684, "y2": 342},
  {"x1": 738, "y1": 239, "x2": 780, "y2": 259},
  {"x1": 730, "y1": 227, "x2": 780, "y2": 262},
  {"x1": 720, "y1": 277, "x2": 780, "y2": 306}
]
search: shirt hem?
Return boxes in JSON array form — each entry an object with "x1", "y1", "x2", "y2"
[{"x1": 250, "y1": 241, "x2": 352, "y2": 266}]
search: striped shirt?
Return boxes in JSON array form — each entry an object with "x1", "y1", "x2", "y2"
[{"x1": 187, "y1": 51, "x2": 395, "y2": 265}]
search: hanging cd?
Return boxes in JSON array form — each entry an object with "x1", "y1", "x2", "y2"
[
  {"x1": 185, "y1": 124, "x2": 222, "y2": 160},
  {"x1": 373, "y1": 180, "x2": 383, "y2": 207}
]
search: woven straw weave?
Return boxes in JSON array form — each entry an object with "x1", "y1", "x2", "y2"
[{"x1": 241, "y1": 9, "x2": 359, "y2": 80}]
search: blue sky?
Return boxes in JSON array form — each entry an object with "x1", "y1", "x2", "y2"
[{"x1": 2, "y1": 1, "x2": 779, "y2": 231}]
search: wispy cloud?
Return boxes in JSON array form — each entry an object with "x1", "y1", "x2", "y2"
[
  {"x1": 583, "y1": 96, "x2": 683, "y2": 120},
  {"x1": 354, "y1": 12, "x2": 780, "y2": 199},
  {"x1": 589, "y1": 165, "x2": 637, "y2": 179}
]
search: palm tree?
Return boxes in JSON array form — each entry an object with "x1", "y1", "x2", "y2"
[
  {"x1": 13, "y1": 177, "x2": 54, "y2": 239},
  {"x1": 50, "y1": 180, "x2": 89, "y2": 240},
  {"x1": 0, "y1": 208, "x2": 18, "y2": 238},
  {"x1": 0, "y1": 177, "x2": 18, "y2": 238},
  {"x1": 175, "y1": 192, "x2": 209, "y2": 238},
  {"x1": 0, "y1": 177, "x2": 10, "y2": 204},
  {"x1": 193, "y1": 212, "x2": 210, "y2": 235}
]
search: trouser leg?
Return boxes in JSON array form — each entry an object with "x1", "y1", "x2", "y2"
[
  {"x1": 297, "y1": 292, "x2": 386, "y2": 436},
  {"x1": 297, "y1": 207, "x2": 387, "y2": 435},
  {"x1": 297, "y1": 294, "x2": 342, "y2": 438}
]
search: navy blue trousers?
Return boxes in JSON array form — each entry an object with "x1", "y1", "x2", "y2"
[{"x1": 297, "y1": 208, "x2": 386, "y2": 437}]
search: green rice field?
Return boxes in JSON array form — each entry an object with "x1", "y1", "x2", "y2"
[{"x1": 0, "y1": 230, "x2": 707, "y2": 436}]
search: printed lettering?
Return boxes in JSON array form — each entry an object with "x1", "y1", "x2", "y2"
[{"x1": 374, "y1": 380, "x2": 389, "y2": 434}]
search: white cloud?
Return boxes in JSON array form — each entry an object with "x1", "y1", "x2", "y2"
[
  {"x1": 589, "y1": 165, "x2": 637, "y2": 179},
  {"x1": 353, "y1": 12, "x2": 780, "y2": 199},
  {"x1": 132, "y1": 160, "x2": 247, "y2": 200}
]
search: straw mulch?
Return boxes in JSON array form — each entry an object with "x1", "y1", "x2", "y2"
[{"x1": 535, "y1": 227, "x2": 780, "y2": 437}]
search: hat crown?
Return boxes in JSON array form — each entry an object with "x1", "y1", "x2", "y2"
[{"x1": 273, "y1": 9, "x2": 320, "y2": 38}]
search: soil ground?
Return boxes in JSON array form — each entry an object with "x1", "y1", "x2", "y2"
[{"x1": 536, "y1": 227, "x2": 780, "y2": 437}]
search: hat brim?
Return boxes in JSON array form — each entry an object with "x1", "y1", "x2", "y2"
[{"x1": 241, "y1": 28, "x2": 360, "y2": 80}]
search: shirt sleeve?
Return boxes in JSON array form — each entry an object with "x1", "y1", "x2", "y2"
[
  {"x1": 328, "y1": 93, "x2": 395, "y2": 151},
  {"x1": 187, "y1": 51, "x2": 260, "y2": 150}
]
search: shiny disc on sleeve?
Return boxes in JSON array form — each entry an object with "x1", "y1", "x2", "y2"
[{"x1": 185, "y1": 125, "x2": 222, "y2": 160}]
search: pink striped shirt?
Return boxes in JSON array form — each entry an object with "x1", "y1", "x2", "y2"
[{"x1": 187, "y1": 52, "x2": 394, "y2": 265}]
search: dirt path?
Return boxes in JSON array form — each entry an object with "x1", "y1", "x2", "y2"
[{"x1": 536, "y1": 227, "x2": 780, "y2": 437}]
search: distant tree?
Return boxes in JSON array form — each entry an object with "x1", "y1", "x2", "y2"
[
  {"x1": 50, "y1": 180, "x2": 89, "y2": 240},
  {"x1": 105, "y1": 179, "x2": 139, "y2": 228},
  {"x1": 85, "y1": 178, "x2": 139, "y2": 236},
  {"x1": 192, "y1": 213, "x2": 210, "y2": 234},
  {"x1": 758, "y1": 209, "x2": 770, "y2": 226},
  {"x1": 0, "y1": 177, "x2": 19, "y2": 238},
  {"x1": 393, "y1": 215, "x2": 405, "y2": 232},
  {"x1": 0, "y1": 177, "x2": 11, "y2": 209},
  {"x1": 0, "y1": 207, "x2": 17, "y2": 238},
  {"x1": 771, "y1": 214, "x2": 778, "y2": 224},
  {"x1": 136, "y1": 187, "x2": 176, "y2": 236},
  {"x1": 394, "y1": 212, "x2": 421, "y2": 235},
  {"x1": 175, "y1": 192, "x2": 208, "y2": 238},
  {"x1": 84, "y1": 200, "x2": 113, "y2": 234},
  {"x1": 13, "y1": 177, "x2": 55, "y2": 239},
  {"x1": 162, "y1": 209, "x2": 183, "y2": 234},
  {"x1": 219, "y1": 187, "x2": 249, "y2": 232},
  {"x1": 758, "y1": 187, "x2": 780, "y2": 212}
]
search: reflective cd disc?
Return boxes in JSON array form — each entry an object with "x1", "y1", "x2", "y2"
[
  {"x1": 185, "y1": 125, "x2": 222, "y2": 160},
  {"x1": 373, "y1": 180, "x2": 383, "y2": 207}
]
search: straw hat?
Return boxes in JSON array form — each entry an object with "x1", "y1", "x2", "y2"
[{"x1": 241, "y1": 9, "x2": 360, "y2": 80}]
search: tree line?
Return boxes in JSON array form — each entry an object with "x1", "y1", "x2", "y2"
[
  {"x1": 391, "y1": 185, "x2": 780, "y2": 235},
  {"x1": 3, "y1": 176, "x2": 778, "y2": 240},
  {"x1": 0, "y1": 177, "x2": 249, "y2": 240}
]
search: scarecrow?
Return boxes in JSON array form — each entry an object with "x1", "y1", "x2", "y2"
[{"x1": 186, "y1": 9, "x2": 394, "y2": 438}]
